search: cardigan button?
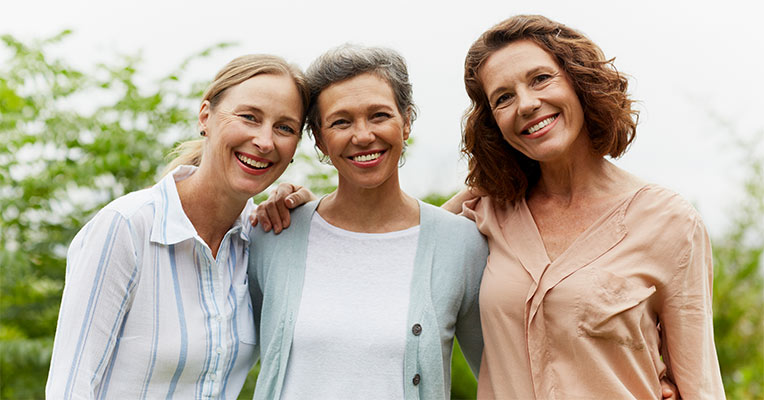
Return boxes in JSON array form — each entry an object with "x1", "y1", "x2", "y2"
[
  {"x1": 412, "y1": 374, "x2": 421, "y2": 385},
  {"x1": 412, "y1": 323, "x2": 422, "y2": 336}
]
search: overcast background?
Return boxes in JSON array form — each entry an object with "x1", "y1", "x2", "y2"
[{"x1": 3, "y1": 0, "x2": 762, "y2": 235}]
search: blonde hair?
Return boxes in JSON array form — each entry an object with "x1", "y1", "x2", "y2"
[{"x1": 162, "y1": 54, "x2": 309, "y2": 176}]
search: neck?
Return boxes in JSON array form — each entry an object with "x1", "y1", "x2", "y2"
[
  {"x1": 175, "y1": 168, "x2": 248, "y2": 258},
  {"x1": 534, "y1": 153, "x2": 643, "y2": 206},
  {"x1": 318, "y1": 173, "x2": 419, "y2": 233}
]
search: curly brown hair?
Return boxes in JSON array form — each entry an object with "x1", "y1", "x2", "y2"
[{"x1": 462, "y1": 14, "x2": 638, "y2": 204}]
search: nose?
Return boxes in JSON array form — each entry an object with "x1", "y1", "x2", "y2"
[
  {"x1": 517, "y1": 88, "x2": 541, "y2": 117},
  {"x1": 251, "y1": 126, "x2": 275, "y2": 153},
  {"x1": 350, "y1": 121, "x2": 375, "y2": 146}
]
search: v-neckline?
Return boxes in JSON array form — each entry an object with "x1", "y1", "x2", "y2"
[
  {"x1": 529, "y1": 184, "x2": 649, "y2": 264},
  {"x1": 503, "y1": 184, "x2": 650, "y2": 284}
]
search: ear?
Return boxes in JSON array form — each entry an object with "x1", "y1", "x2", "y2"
[
  {"x1": 198, "y1": 100, "x2": 211, "y2": 134},
  {"x1": 315, "y1": 131, "x2": 328, "y2": 155},
  {"x1": 402, "y1": 109, "x2": 412, "y2": 141}
]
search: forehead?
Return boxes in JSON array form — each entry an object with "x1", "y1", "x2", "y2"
[
  {"x1": 479, "y1": 40, "x2": 560, "y2": 90},
  {"x1": 317, "y1": 73, "x2": 396, "y2": 114},
  {"x1": 218, "y1": 73, "x2": 304, "y2": 116}
]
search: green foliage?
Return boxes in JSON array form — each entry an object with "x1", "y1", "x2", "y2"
[
  {"x1": 450, "y1": 340, "x2": 478, "y2": 399},
  {"x1": 0, "y1": 31, "x2": 226, "y2": 398},
  {"x1": 711, "y1": 134, "x2": 764, "y2": 399}
]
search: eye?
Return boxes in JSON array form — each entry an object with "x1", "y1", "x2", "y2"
[
  {"x1": 329, "y1": 119, "x2": 350, "y2": 128},
  {"x1": 239, "y1": 114, "x2": 257, "y2": 122},
  {"x1": 276, "y1": 123, "x2": 297, "y2": 135},
  {"x1": 494, "y1": 93, "x2": 514, "y2": 108},
  {"x1": 371, "y1": 112, "x2": 392, "y2": 122},
  {"x1": 532, "y1": 73, "x2": 553, "y2": 86}
]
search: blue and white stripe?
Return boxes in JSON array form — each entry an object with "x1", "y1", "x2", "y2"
[{"x1": 46, "y1": 166, "x2": 257, "y2": 399}]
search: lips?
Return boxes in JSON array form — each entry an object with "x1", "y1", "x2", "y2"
[
  {"x1": 348, "y1": 149, "x2": 386, "y2": 167},
  {"x1": 351, "y1": 151, "x2": 382, "y2": 162},
  {"x1": 521, "y1": 114, "x2": 559, "y2": 136},
  {"x1": 235, "y1": 152, "x2": 273, "y2": 175}
]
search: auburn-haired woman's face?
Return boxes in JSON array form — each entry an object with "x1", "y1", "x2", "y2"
[{"x1": 479, "y1": 40, "x2": 587, "y2": 164}]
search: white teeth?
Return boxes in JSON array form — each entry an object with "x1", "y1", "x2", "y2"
[
  {"x1": 352, "y1": 152, "x2": 381, "y2": 162},
  {"x1": 527, "y1": 115, "x2": 557, "y2": 134},
  {"x1": 237, "y1": 153, "x2": 269, "y2": 168}
]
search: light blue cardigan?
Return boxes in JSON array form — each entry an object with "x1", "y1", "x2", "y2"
[{"x1": 247, "y1": 200, "x2": 488, "y2": 399}]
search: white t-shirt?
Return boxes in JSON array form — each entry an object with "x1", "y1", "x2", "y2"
[{"x1": 280, "y1": 212, "x2": 420, "y2": 399}]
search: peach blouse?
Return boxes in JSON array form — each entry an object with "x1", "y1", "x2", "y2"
[{"x1": 463, "y1": 185, "x2": 724, "y2": 399}]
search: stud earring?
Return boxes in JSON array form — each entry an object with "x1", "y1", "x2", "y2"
[
  {"x1": 290, "y1": 159, "x2": 294, "y2": 164},
  {"x1": 200, "y1": 131, "x2": 206, "y2": 136}
]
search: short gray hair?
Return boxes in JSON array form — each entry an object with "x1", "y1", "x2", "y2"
[{"x1": 305, "y1": 44, "x2": 418, "y2": 145}]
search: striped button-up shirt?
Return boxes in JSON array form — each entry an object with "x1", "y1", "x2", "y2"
[{"x1": 47, "y1": 166, "x2": 257, "y2": 399}]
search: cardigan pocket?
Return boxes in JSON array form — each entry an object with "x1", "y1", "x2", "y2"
[{"x1": 576, "y1": 269, "x2": 656, "y2": 350}]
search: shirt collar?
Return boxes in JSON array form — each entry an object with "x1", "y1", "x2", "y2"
[
  {"x1": 150, "y1": 165, "x2": 199, "y2": 245},
  {"x1": 149, "y1": 165, "x2": 253, "y2": 245}
]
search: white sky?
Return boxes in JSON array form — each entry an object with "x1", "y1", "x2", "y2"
[{"x1": 3, "y1": 0, "x2": 763, "y2": 236}]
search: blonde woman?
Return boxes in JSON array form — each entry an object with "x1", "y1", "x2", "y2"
[{"x1": 46, "y1": 54, "x2": 308, "y2": 399}]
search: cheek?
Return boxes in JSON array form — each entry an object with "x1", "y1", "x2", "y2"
[
  {"x1": 276, "y1": 136, "x2": 300, "y2": 157},
  {"x1": 493, "y1": 111, "x2": 516, "y2": 140}
]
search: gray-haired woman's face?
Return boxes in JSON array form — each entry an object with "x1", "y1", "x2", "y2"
[{"x1": 315, "y1": 72, "x2": 411, "y2": 190}]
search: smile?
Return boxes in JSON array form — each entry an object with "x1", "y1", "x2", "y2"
[
  {"x1": 351, "y1": 152, "x2": 382, "y2": 162},
  {"x1": 524, "y1": 114, "x2": 558, "y2": 135},
  {"x1": 236, "y1": 152, "x2": 271, "y2": 169}
]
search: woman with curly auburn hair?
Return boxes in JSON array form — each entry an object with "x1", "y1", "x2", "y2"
[{"x1": 444, "y1": 14, "x2": 725, "y2": 399}]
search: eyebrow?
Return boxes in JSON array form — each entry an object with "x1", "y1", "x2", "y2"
[
  {"x1": 486, "y1": 65, "x2": 557, "y2": 103},
  {"x1": 524, "y1": 65, "x2": 555, "y2": 79},
  {"x1": 323, "y1": 103, "x2": 396, "y2": 120}
]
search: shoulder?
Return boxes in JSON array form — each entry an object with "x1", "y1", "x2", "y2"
[
  {"x1": 626, "y1": 184, "x2": 704, "y2": 228},
  {"x1": 249, "y1": 200, "x2": 317, "y2": 250},
  {"x1": 420, "y1": 201, "x2": 488, "y2": 254},
  {"x1": 623, "y1": 184, "x2": 709, "y2": 261},
  {"x1": 72, "y1": 185, "x2": 164, "y2": 255},
  {"x1": 102, "y1": 186, "x2": 156, "y2": 222}
]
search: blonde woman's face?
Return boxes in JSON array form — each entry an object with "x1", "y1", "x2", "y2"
[{"x1": 199, "y1": 73, "x2": 303, "y2": 199}]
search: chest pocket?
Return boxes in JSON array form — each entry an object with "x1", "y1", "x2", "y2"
[{"x1": 576, "y1": 269, "x2": 656, "y2": 350}]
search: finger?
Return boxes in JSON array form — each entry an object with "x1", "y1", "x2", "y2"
[
  {"x1": 276, "y1": 196, "x2": 291, "y2": 230},
  {"x1": 249, "y1": 212, "x2": 258, "y2": 227},
  {"x1": 255, "y1": 205, "x2": 272, "y2": 232},
  {"x1": 284, "y1": 190, "x2": 306, "y2": 209},
  {"x1": 468, "y1": 185, "x2": 487, "y2": 197},
  {"x1": 262, "y1": 200, "x2": 283, "y2": 233},
  {"x1": 272, "y1": 182, "x2": 297, "y2": 202},
  {"x1": 660, "y1": 379, "x2": 677, "y2": 400}
]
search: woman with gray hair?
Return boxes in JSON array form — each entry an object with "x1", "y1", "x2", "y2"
[{"x1": 247, "y1": 45, "x2": 487, "y2": 399}]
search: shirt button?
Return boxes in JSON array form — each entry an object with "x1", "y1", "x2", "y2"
[
  {"x1": 215, "y1": 315, "x2": 222, "y2": 322},
  {"x1": 216, "y1": 346, "x2": 224, "y2": 354},
  {"x1": 209, "y1": 372, "x2": 217, "y2": 381},
  {"x1": 412, "y1": 374, "x2": 421, "y2": 385},
  {"x1": 412, "y1": 323, "x2": 422, "y2": 336}
]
